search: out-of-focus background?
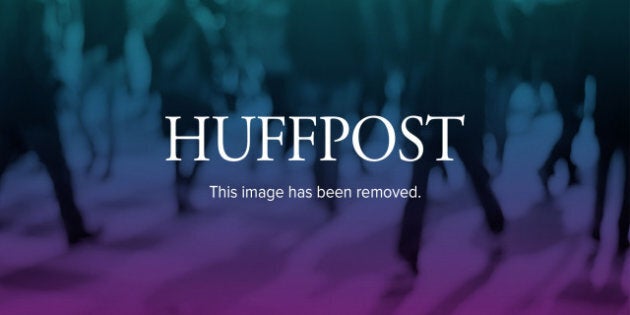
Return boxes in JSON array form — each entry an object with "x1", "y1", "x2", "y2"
[{"x1": 0, "y1": 0, "x2": 627, "y2": 314}]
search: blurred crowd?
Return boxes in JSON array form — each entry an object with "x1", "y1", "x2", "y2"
[{"x1": 0, "y1": 0, "x2": 627, "y2": 276}]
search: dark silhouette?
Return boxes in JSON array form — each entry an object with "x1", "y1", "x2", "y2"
[
  {"x1": 256, "y1": 0, "x2": 396, "y2": 178},
  {"x1": 285, "y1": 0, "x2": 366, "y2": 215},
  {"x1": 397, "y1": 0, "x2": 507, "y2": 274},
  {"x1": 79, "y1": 0, "x2": 129, "y2": 180},
  {"x1": 145, "y1": 0, "x2": 217, "y2": 214},
  {"x1": 0, "y1": 0, "x2": 95, "y2": 246},
  {"x1": 198, "y1": 0, "x2": 239, "y2": 112},
  {"x1": 265, "y1": 72, "x2": 295, "y2": 160},
  {"x1": 395, "y1": 0, "x2": 451, "y2": 179},
  {"x1": 355, "y1": 0, "x2": 400, "y2": 173},
  {"x1": 585, "y1": 0, "x2": 629, "y2": 253},
  {"x1": 398, "y1": 0, "x2": 433, "y2": 117},
  {"x1": 528, "y1": 0, "x2": 588, "y2": 194}
]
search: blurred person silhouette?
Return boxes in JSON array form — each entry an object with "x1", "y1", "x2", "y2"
[
  {"x1": 285, "y1": 0, "x2": 366, "y2": 215},
  {"x1": 527, "y1": 0, "x2": 588, "y2": 195},
  {"x1": 354, "y1": 0, "x2": 402, "y2": 173},
  {"x1": 266, "y1": 0, "x2": 396, "y2": 173},
  {"x1": 243, "y1": 0, "x2": 296, "y2": 165},
  {"x1": 79, "y1": 0, "x2": 129, "y2": 180},
  {"x1": 198, "y1": 0, "x2": 241, "y2": 112},
  {"x1": 484, "y1": 3, "x2": 524, "y2": 170},
  {"x1": 584, "y1": 0, "x2": 629, "y2": 254},
  {"x1": 145, "y1": 0, "x2": 217, "y2": 215},
  {"x1": 397, "y1": 0, "x2": 453, "y2": 181},
  {"x1": 397, "y1": 0, "x2": 507, "y2": 275},
  {"x1": 396, "y1": 0, "x2": 451, "y2": 180},
  {"x1": 0, "y1": 0, "x2": 96, "y2": 246},
  {"x1": 398, "y1": 0, "x2": 433, "y2": 112},
  {"x1": 263, "y1": 72, "x2": 295, "y2": 165},
  {"x1": 255, "y1": 0, "x2": 390, "y2": 175}
]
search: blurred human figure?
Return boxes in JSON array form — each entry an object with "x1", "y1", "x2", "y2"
[
  {"x1": 285, "y1": 0, "x2": 366, "y2": 215},
  {"x1": 396, "y1": 0, "x2": 452, "y2": 179},
  {"x1": 528, "y1": 0, "x2": 587, "y2": 195},
  {"x1": 79, "y1": 0, "x2": 129, "y2": 180},
  {"x1": 255, "y1": 0, "x2": 295, "y2": 164},
  {"x1": 397, "y1": 0, "x2": 433, "y2": 116},
  {"x1": 145, "y1": 0, "x2": 217, "y2": 214},
  {"x1": 265, "y1": 0, "x2": 395, "y2": 174},
  {"x1": 354, "y1": 0, "x2": 402, "y2": 173},
  {"x1": 397, "y1": 0, "x2": 433, "y2": 147},
  {"x1": 484, "y1": 0, "x2": 527, "y2": 169},
  {"x1": 199, "y1": 0, "x2": 240, "y2": 112},
  {"x1": 585, "y1": 0, "x2": 629, "y2": 254},
  {"x1": 0, "y1": 0, "x2": 96, "y2": 246},
  {"x1": 397, "y1": 0, "x2": 507, "y2": 274}
]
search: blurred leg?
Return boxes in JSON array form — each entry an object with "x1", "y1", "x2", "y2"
[
  {"x1": 540, "y1": 81, "x2": 583, "y2": 189},
  {"x1": 174, "y1": 142, "x2": 193, "y2": 215},
  {"x1": 592, "y1": 139, "x2": 614, "y2": 241},
  {"x1": 493, "y1": 76, "x2": 518, "y2": 166},
  {"x1": 22, "y1": 123, "x2": 90, "y2": 244},
  {"x1": 161, "y1": 93, "x2": 212, "y2": 215},
  {"x1": 266, "y1": 73, "x2": 293, "y2": 157},
  {"x1": 78, "y1": 94, "x2": 98, "y2": 174},
  {"x1": 311, "y1": 82, "x2": 347, "y2": 216},
  {"x1": 457, "y1": 142, "x2": 505, "y2": 235},
  {"x1": 397, "y1": 160, "x2": 432, "y2": 275},
  {"x1": 102, "y1": 83, "x2": 116, "y2": 180},
  {"x1": 314, "y1": 122, "x2": 339, "y2": 215},
  {"x1": 79, "y1": 49, "x2": 107, "y2": 176},
  {"x1": 539, "y1": 114, "x2": 581, "y2": 182}
]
